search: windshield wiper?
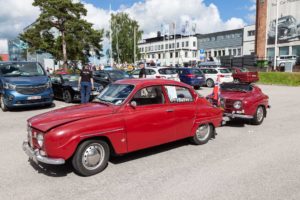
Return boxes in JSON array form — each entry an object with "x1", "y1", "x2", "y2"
[{"x1": 92, "y1": 98, "x2": 112, "y2": 105}]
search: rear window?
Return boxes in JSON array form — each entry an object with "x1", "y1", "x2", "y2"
[
  {"x1": 240, "y1": 68, "x2": 249, "y2": 72},
  {"x1": 219, "y1": 69, "x2": 230, "y2": 73},
  {"x1": 201, "y1": 69, "x2": 218, "y2": 74},
  {"x1": 191, "y1": 69, "x2": 203, "y2": 75},
  {"x1": 158, "y1": 68, "x2": 177, "y2": 75}
]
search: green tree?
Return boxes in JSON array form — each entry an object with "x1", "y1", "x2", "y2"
[
  {"x1": 20, "y1": 0, "x2": 103, "y2": 65},
  {"x1": 110, "y1": 13, "x2": 143, "y2": 63}
]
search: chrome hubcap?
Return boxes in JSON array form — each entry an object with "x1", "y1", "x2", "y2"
[
  {"x1": 257, "y1": 107, "x2": 264, "y2": 122},
  {"x1": 82, "y1": 144, "x2": 105, "y2": 170},
  {"x1": 196, "y1": 124, "x2": 210, "y2": 141},
  {"x1": 63, "y1": 92, "x2": 70, "y2": 101}
]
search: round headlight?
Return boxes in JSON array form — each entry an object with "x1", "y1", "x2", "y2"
[
  {"x1": 37, "y1": 133, "x2": 44, "y2": 147},
  {"x1": 233, "y1": 101, "x2": 242, "y2": 109}
]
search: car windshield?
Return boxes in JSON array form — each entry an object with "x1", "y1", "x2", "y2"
[
  {"x1": 221, "y1": 84, "x2": 252, "y2": 92},
  {"x1": 108, "y1": 71, "x2": 130, "y2": 79},
  {"x1": 95, "y1": 84, "x2": 134, "y2": 105},
  {"x1": 219, "y1": 69, "x2": 230, "y2": 73},
  {"x1": 0, "y1": 62, "x2": 45, "y2": 77},
  {"x1": 158, "y1": 68, "x2": 177, "y2": 75},
  {"x1": 62, "y1": 75, "x2": 79, "y2": 82}
]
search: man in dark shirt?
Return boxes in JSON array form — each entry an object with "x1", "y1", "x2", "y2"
[
  {"x1": 78, "y1": 65, "x2": 94, "y2": 103},
  {"x1": 139, "y1": 62, "x2": 146, "y2": 78}
]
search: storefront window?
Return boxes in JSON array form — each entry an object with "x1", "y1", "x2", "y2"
[
  {"x1": 292, "y1": 46, "x2": 300, "y2": 56},
  {"x1": 279, "y1": 46, "x2": 289, "y2": 56},
  {"x1": 267, "y1": 48, "x2": 275, "y2": 58}
]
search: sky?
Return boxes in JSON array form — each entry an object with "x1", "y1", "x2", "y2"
[{"x1": 0, "y1": 0, "x2": 256, "y2": 61}]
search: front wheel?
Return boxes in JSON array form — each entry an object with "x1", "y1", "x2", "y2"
[
  {"x1": 63, "y1": 90, "x2": 72, "y2": 103},
  {"x1": 72, "y1": 140, "x2": 110, "y2": 176},
  {"x1": 190, "y1": 124, "x2": 213, "y2": 145},
  {"x1": 206, "y1": 79, "x2": 214, "y2": 88},
  {"x1": 252, "y1": 106, "x2": 265, "y2": 125},
  {"x1": 0, "y1": 95, "x2": 8, "y2": 112}
]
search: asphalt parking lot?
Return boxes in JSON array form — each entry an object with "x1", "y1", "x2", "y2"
[{"x1": 0, "y1": 85, "x2": 300, "y2": 200}]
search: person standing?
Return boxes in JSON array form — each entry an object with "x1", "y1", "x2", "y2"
[
  {"x1": 78, "y1": 65, "x2": 94, "y2": 104},
  {"x1": 139, "y1": 62, "x2": 146, "y2": 78}
]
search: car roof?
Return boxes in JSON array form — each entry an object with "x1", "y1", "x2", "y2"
[{"x1": 115, "y1": 78, "x2": 192, "y2": 88}]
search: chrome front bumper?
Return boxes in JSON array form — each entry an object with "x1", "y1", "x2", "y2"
[
  {"x1": 22, "y1": 141, "x2": 65, "y2": 165},
  {"x1": 224, "y1": 113, "x2": 253, "y2": 119}
]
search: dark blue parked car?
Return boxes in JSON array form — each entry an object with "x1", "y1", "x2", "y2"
[
  {"x1": 0, "y1": 62, "x2": 54, "y2": 111},
  {"x1": 177, "y1": 68, "x2": 205, "y2": 89}
]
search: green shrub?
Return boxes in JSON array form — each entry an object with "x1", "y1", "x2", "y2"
[{"x1": 258, "y1": 72, "x2": 300, "y2": 86}]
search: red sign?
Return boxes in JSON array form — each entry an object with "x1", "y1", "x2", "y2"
[{"x1": 0, "y1": 54, "x2": 9, "y2": 61}]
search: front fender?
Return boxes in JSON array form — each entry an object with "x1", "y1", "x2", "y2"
[{"x1": 44, "y1": 113, "x2": 127, "y2": 160}]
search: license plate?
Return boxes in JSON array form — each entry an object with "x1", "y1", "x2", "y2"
[
  {"x1": 252, "y1": 75, "x2": 257, "y2": 77},
  {"x1": 27, "y1": 96, "x2": 41, "y2": 100}
]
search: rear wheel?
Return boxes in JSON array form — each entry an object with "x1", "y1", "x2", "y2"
[
  {"x1": 252, "y1": 106, "x2": 265, "y2": 125},
  {"x1": 190, "y1": 124, "x2": 213, "y2": 145},
  {"x1": 63, "y1": 90, "x2": 72, "y2": 103},
  {"x1": 72, "y1": 140, "x2": 110, "y2": 176},
  {"x1": 206, "y1": 79, "x2": 214, "y2": 88},
  {"x1": 0, "y1": 95, "x2": 8, "y2": 112}
]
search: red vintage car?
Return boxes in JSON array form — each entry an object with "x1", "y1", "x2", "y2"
[
  {"x1": 23, "y1": 79, "x2": 223, "y2": 176},
  {"x1": 232, "y1": 67, "x2": 259, "y2": 83},
  {"x1": 207, "y1": 83, "x2": 270, "y2": 125}
]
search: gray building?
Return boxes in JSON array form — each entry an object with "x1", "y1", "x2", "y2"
[{"x1": 197, "y1": 28, "x2": 244, "y2": 62}]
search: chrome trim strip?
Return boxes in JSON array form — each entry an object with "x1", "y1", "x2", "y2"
[
  {"x1": 80, "y1": 128, "x2": 125, "y2": 138},
  {"x1": 22, "y1": 141, "x2": 65, "y2": 165},
  {"x1": 224, "y1": 113, "x2": 253, "y2": 119}
]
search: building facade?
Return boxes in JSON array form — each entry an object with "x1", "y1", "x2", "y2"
[
  {"x1": 196, "y1": 28, "x2": 244, "y2": 62},
  {"x1": 138, "y1": 33, "x2": 198, "y2": 66},
  {"x1": 0, "y1": 39, "x2": 9, "y2": 61},
  {"x1": 243, "y1": 25, "x2": 256, "y2": 55},
  {"x1": 256, "y1": 0, "x2": 300, "y2": 61}
]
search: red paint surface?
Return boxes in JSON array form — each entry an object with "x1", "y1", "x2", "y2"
[{"x1": 28, "y1": 79, "x2": 223, "y2": 160}]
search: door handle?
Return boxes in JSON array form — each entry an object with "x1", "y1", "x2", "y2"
[{"x1": 166, "y1": 109, "x2": 174, "y2": 112}]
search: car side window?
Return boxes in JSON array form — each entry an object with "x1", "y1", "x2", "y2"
[
  {"x1": 211, "y1": 69, "x2": 218, "y2": 74},
  {"x1": 132, "y1": 70, "x2": 140, "y2": 75},
  {"x1": 131, "y1": 86, "x2": 165, "y2": 106},
  {"x1": 51, "y1": 76, "x2": 62, "y2": 84},
  {"x1": 146, "y1": 69, "x2": 156, "y2": 75},
  {"x1": 164, "y1": 86, "x2": 194, "y2": 103}
]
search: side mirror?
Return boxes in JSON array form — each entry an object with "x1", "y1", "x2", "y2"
[{"x1": 130, "y1": 101, "x2": 137, "y2": 108}]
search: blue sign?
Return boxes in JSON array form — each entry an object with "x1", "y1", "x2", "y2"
[{"x1": 199, "y1": 49, "x2": 205, "y2": 54}]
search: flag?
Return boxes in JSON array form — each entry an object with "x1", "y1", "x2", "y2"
[
  {"x1": 181, "y1": 24, "x2": 186, "y2": 34},
  {"x1": 192, "y1": 23, "x2": 197, "y2": 34}
]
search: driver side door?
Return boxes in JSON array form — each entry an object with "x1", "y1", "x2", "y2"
[{"x1": 124, "y1": 85, "x2": 176, "y2": 152}]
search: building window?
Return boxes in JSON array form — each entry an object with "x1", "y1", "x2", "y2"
[
  {"x1": 158, "y1": 54, "x2": 161, "y2": 59},
  {"x1": 186, "y1": 41, "x2": 189, "y2": 47},
  {"x1": 229, "y1": 49, "x2": 232, "y2": 56},
  {"x1": 185, "y1": 51, "x2": 188, "y2": 58},
  {"x1": 214, "y1": 51, "x2": 217, "y2": 57},
  {"x1": 182, "y1": 42, "x2": 184, "y2": 47},
  {"x1": 148, "y1": 55, "x2": 150, "y2": 58},
  {"x1": 222, "y1": 50, "x2": 225, "y2": 56},
  {"x1": 177, "y1": 42, "x2": 179, "y2": 48},
  {"x1": 248, "y1": 30, "x2": 256, "y2": 36},
  {"x1": 211, "y1": 37, "x2": 216, "y2": 41},
  {"x1": 193, "y1": 41, "x2": 196, "y2": 47},
  {"x1": 175, "y1": 52, "x2": 178, "y2": 58},
  {"x1": 218, "y1": 50, "x2": 221, "y2": 57},
  {"x1": 238, "y1": 48, "x2": 241, "y2": 56},
  {"x1": 161, "y1": 45, "x2": 164, "y2": 50},
  {"x1": 166, "y1": 44, "x2": 168, "y2": 49},
  {"x1": 292, "y1": 45, "x2": 300, "y2": 56},
  {"x1": 231, "y1": 34, "x2": 235, "y2": 38},
  {"x1": 279, "y1": 46, "x2": 289, "y2": 56},
  {"x1": 267, "y1": 48, "x2": 275, "y2": 58},
  {"x1": 158, "y1": 45, "x2": 160, "y2": 50},
  {"x1": 169, "y1": 44, "x2": 172, "y2": 49},
  {"x1": 219, "y1": 35, "x2": 224, "y2": 40},
  {"x1": 170, "y1": 52, "x2": 173, "y2": 58},
  {"x1": 233, "y1": 49, "x2": 237, "y2": 56},
  {"x1": 172, "y1": 43, "x2": 175, "y2": 48},
  {"x1": 152, "y1": 54, "x2": 155, "y2": 59},
  {"x1": 163, "y1": 53, "x2": 165, "y2": 59}
]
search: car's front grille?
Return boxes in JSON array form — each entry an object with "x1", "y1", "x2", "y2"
[
  {"x1": 16, "y1": 98, "x2": 51, "y2": 105},
  {"x1": 16, "y1": 85, "x2": 47, "y2": 95}
]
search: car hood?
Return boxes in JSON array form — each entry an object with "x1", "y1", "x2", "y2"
[
  {"x1": 220, "y1": 91, "x2": 251, "y2": 100},
  {"x1": 28, "y1": 103, "x2": 115, "y2": 132},
  {"x1": 2, "y1": 76, "x2": 49, "y2": 85}
]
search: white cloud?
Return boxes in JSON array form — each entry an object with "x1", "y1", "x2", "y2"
[
  {"x1": 0, "y1": 0, "x2": 40, "y2": 39},
  {"x1": 246, "y1": 0, "x2": 256, "y2": 24}
]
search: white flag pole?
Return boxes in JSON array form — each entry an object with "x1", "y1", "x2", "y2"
[{"x1": 273, "y1": 0, "x2": 279, "y2": 70}]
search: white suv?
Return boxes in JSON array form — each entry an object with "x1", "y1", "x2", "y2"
[
  {"x1": 200, "y1": 68, "x2": 233, "y2": 87},
  {"x1": 131, "y1": 67, "x2": 180, "y2": 81}
]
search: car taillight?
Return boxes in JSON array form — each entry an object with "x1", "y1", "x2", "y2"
[
  {"x1": 219, "y1": 74, "x2": 225, "y2": 78},
  {"x1": 186, "y1": 74, "x2": 196, "y2": 78},
  {"x1": 156, "y1": 76, "x2": 166, "y2": 79}
]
